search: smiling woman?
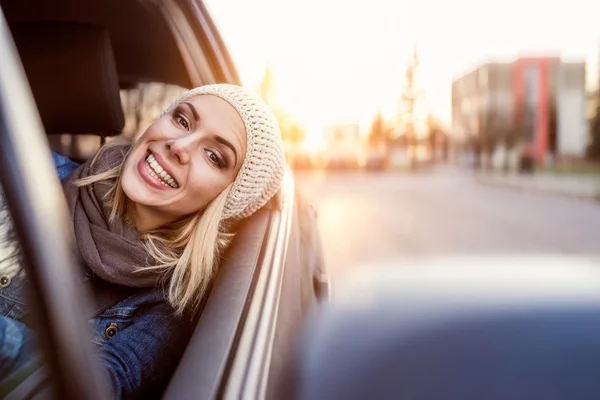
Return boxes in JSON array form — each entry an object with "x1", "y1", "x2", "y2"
[{"x1": 122, "y1": 95, "x2": 247, "y2": 231}]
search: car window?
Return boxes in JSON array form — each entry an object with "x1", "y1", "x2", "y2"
[
  {"x1": 47, "y1": 83, "x2": 189, "y2": 160},
  {"x1": 119, "y1": 82, "x2": 189, "y2": 140}
]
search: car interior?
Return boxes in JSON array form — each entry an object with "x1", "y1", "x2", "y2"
[
  {"x1": 1, "y1": 0, "x2": 295, "y2": 397},
  {"x1": 10, "y1": 1, "x2": 594, "y2": 399},
  {"x1": 4, "y1": 0, "x2": 197, "y2": 161}
]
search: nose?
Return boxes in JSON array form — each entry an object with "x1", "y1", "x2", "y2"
[{"x1": 165, "y1": 132, "x2": 201, "y2": 164}]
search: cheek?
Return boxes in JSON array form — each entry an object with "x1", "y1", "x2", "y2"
[
  {"x1": 120, "y1": 135, "x2": 155, "y2": 197},
  {"x1": 121, "y1": 148, "x2": 150, "y2": 201},
  {"x1": 186, "y1": 169, "x2": 220, "y2": 197},
  {"x1": 120, "y1": 160, "x2": 141, "y2": 200},
  {"x1": 183, "y1": 165, "x2": 228, "y2": 204}
]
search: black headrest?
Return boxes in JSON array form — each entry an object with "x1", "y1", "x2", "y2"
[{"x1": 10, "y1": 22, "x2": 124, "y2": 136}]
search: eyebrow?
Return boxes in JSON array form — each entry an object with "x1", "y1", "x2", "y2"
[{"x1": 182, "y1": 102, "x2": 200, "y2": 121}]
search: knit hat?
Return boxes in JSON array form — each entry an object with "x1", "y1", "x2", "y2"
[{"x1": 161, "y1": 84, "x2": 285, "y2": 220}]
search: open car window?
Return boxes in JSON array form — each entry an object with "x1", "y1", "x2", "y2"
[
  {"x1": 50, "y1": 83, "x2": 190, "y2": 161},
  {"x1": 120, "y1": 83, "x2": 189, "y2": 140}
]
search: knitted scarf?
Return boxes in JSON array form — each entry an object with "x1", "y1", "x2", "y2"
[{"x1": 63, "y1": 145, "x2": 157, "y2": 287}]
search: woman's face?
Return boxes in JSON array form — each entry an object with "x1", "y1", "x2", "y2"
[{"x1": 121, "y1": 94, "x2": 246, "y2": 231}]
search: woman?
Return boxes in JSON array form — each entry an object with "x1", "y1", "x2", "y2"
[{"x1": 0, "y1": 84, "x2": 285, "y2": 398}]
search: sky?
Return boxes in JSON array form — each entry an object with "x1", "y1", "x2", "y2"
[{"x1": 204, "y1": 0, "x2": 600, "y2": 137}]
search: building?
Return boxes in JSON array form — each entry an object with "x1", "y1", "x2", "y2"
[{"x1": 452, "y1": 58, "x2": 588, "y2": 167}]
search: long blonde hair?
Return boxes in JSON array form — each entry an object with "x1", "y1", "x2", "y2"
[{"x1": 76, "y1": 142, "x2": 234, "y2": 315}]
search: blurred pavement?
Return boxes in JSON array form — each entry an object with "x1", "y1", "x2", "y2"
[
  {"x1": 476, "y1": 172, "x2": 599, "y2": 200},
  {"x1": 295, "y1": 166, "x2": 600, "y2": 279}
]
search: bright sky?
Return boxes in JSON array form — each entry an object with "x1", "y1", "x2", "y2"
[{"x1": 205, "y1": 0, "x2": 600, "y2": 134}]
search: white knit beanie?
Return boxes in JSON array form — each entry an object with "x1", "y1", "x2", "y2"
[{"x1": 161, "y1": 84, "x2": 286, "y2": 220}]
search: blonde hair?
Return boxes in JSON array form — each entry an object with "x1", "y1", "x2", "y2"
[{"x1": 76, "y1": 142, "x2": 234, "y2": 315}]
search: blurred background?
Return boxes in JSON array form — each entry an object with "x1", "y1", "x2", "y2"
[
  {"x1": 134, "y1": 0, "x2": 600, "y2": 280},
  {"x1": 203, "y1": 0, "x2": 600, "y2": 280}
]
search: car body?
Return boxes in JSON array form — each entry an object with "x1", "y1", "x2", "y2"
[
  {"x1": 295, "y1": 256, "x2": 600, "y2": 399},
  {"x1": 0, "y1": 1, "x2": 328, "y2": 398},
  {"x1": 314, "y1": 147, "x2": 360, "y2": 171},
  {"x1": 357, "y1": 147, "x2": 389, "y2": 171},
  {"x1": 286, "y1": 147, "x2": 315, "y2": 171}
]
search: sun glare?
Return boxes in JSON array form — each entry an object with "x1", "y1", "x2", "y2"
[
  {"x1": 301, "y1": 119, "x2": 326, "y2": 153},
  {"x1": 205, "y1": 0, "x2": 599, "y2": 144}
]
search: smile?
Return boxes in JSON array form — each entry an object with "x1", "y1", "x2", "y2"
[{"x1": 145, "y1": 153, "x2": 179, "y2": 189}]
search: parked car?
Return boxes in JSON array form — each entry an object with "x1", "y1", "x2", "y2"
[
  {"x1": 287, "y1": 148, "x2": 314, "y2": 171},
  {"x1": 0, "y1": 1, "x2": 328, "y2": 398},
  {"x1": 315, "y1": 147, "x2": 360, "y2": 171},
  {"x1": 357, "y1": 148, "x2": 389, "y2": 171}
]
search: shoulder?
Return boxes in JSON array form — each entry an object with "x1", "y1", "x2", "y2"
[
  {"x1": 51, "y1": 151, "x2": 80, "y2": 181},
  {"x1": 51, "y1": 151, "x2": 71, "y2": 166}
]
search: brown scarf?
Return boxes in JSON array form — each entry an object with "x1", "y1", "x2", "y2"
[{"x1": 63, "y1": 145, "x2": 158, "y2": 288}]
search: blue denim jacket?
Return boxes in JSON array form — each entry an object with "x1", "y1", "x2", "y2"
[
  {"x1": 0, "y1": 152, "x2": 194, "y2": 398},
  {"x1": 51, "y1": 152, "x2": 80, "y2": 181}
]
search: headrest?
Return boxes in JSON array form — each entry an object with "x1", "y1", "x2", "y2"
[{"x1": 10, "y1": 22, "x2": 124, "y2": 136}]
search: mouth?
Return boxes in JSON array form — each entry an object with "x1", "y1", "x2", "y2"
[{"x1": 144, "y1": 152, "x2": 179, "y2": 189}]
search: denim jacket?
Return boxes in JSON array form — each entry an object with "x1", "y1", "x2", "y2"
[{"x1": 0, "y1": 152, "x2": 193, "y2": 399}]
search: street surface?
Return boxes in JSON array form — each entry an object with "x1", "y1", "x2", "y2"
[{"x1": 295, "y1": 166, "x2": 600, "y2": 279}]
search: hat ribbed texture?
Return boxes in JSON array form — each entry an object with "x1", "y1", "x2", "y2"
[{"x1": 162, "y1": 84, "x2": 285, "y2": 220}]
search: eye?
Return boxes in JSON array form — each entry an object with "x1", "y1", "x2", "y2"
[
  {"x1": 174, "y1": 111, "x2": 190, "y2": 130},
  {"x1": 205, "y1": 149, "x2": 224, "y2": 168}
]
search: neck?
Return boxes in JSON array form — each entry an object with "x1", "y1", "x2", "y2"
[{"x1": 130, "y1": 201, "x2": 175, "y2": 233}]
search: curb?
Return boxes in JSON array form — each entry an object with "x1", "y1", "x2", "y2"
[{"x1": 475, "y1": 175, "x2": 599, "y2": 203}]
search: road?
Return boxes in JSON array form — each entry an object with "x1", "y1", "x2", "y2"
[{"x1": 295, "y1": 166, "x2": 600, "y2": 279}]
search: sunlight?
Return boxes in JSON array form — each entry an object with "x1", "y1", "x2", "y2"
[
  {"x1": 301, "y1": 119, "x2": 326, "y2": 153},
  {"x1": 205, "y1": 0, "x2": 600, "y2": 141}
]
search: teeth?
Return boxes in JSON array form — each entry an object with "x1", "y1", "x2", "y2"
[{"x1": 145, "y1": 153, "x2": 179, "y2": 188}]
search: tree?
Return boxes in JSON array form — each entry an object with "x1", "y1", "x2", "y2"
[
  {"x1": 258, "y1": 64, "x2": 276, "y2": 106},
  {"x1": 589, "y1": 104, "x2": 600, "y2": 161},
  {"x1": 368, "y1": 111, "x2": 387, "y2": 146},
  {"x1": 258, "y1": 64, "x2": 305, "y2": 144},
  {"x1": 399, "y1": 42, "x2": 423, "y2": 168},
  {"x1": 287, "y1": 123, "x2": 306, "y2": 144}
]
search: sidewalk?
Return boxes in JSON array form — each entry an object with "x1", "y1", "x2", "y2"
[{"x1": 476, "y1": 172, "x2": 600, "y2": 201}]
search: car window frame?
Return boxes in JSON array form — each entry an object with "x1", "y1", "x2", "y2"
[
  {"x1": 163, "y1": 1, "x2": 295, "y2": 397},
  {"x1": 0, "y1": 6, "x2": 108, "y2": 399}
]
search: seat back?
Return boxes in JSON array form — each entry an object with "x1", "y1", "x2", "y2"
[{"x1": 11, "y1": 21, "x2": 124, "y2": 161}]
